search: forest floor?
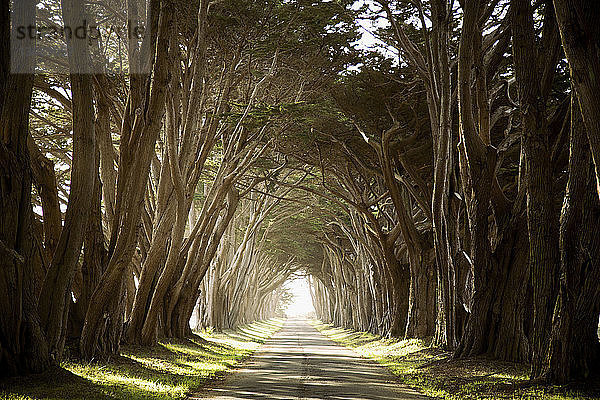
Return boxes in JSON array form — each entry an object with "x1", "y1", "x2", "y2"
[
  {"x1": 0, "y1": 319, "x2": 284, "y2": 400},
  {"x1": 311, "y1": 321, "x2": 600, "y2": 400}
]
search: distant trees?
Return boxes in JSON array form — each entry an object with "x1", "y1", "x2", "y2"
[{"x1": 197, "y1": 185, "x2": 305, "y2": 330}]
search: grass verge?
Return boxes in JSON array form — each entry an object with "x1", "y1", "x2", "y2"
[
  {"x1": 0, "y1": 319, "x2": 283, "y2": 400},
  {"x1": 310, "y1": 320, "x2": 600, "y2": 400}
]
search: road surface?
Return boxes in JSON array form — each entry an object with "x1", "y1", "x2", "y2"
[{"x1": 192, "y1": 319, "x2": 429, "y2": 400}]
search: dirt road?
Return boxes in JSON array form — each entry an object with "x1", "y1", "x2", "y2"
[{"x1": 192, "y1": 319, "x2": 429, "y2": 400}]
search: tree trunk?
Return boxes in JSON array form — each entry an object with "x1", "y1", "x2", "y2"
[
  {"x1": 140, "y1": 200, "x2": 188, "y2": 344},
  {"x1": 166, "y1": 187, "x2": 239, "y2": 337},
  {"x1": 38, "y1": 0, "x2": 97, "y2": 358},
  {"x1": 512, "y1": 0, "x2": 560, "y2": 375},
  {"x1": 28, "y1": 136, "x2": 61, "y2": 263},
  {"x1": 405, "y1": 246, "x2": 436, "y2": 338},
  {"x1": 553, "y1": 0, "x2": 600, "y2": 200},
  {"x1": 388, "y1": 259, "x2": 409, "y2": 337},
  {"x1": 69, "y1": 160, "x2": 107, "y2": 344},
  {"x1": 95, "y1": 76, "x2": 118, "y2": 233},
  {"x1": 125, "y1": 202, "x2": 174, "y2": 344},
  {"x1": 427, "y1": 0, "x2": 458, "y2": 350},
  {"x1": 544, "y1": 97, "x2": 600, "y2": 383},
  {"x1": 80, "y1": 0, "x2": 173, "y2": 359},
  {"x1": 455, "y1": 0, "x2": 498, "y2": 359},
  {"x1": 490, "y1": 214, "x2": 531, "y2": 362},
  {"x1": 0, "y1": 0, "x2": 51, "y2": 375}
]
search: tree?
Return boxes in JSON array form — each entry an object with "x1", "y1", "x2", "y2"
[
  {"x1": 80, "y1": 0, "x2": 173, "y2": 359},
  {"x1": 0, "y1": 0, "x2": 51, "y2": 376},
  {"x1": 553, "y1": 0, "x2": 600, "y2": 200},
  {"x1": 543, "y1": 98, "x2": 600, "y2": 383},
  {"x1": 38, "y1": 0, "x2": 97, "y2": 359},
  {"x1": 511, "y1": 0, "x2": 562, "y2": 374}
]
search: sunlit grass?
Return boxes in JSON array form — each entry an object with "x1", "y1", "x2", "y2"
[
  {"x1": 310, "y1": 320, "x2": 600, "y2": 400},
  {"x1": 0, "y1": 318, "x2": 283, "y2": 400}
]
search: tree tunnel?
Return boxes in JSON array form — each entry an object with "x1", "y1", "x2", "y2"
[{"x1": 1, "y1": 0, "x2": 600, "y2": 388}]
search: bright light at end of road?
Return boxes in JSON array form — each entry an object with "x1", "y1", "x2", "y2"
[{"x1": 284, "y1": 277, "x2": 315, "y2": 317}]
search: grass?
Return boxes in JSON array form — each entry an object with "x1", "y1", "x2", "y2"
[
  {"x1": 310, "y1": 320, "x2": 600, "y2": 400},
  {"x1": 0, "y1": 319, "x2": 283, "y2": 400}
]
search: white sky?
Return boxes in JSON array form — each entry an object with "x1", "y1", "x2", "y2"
[{"x1": 284, "y1": 276, "x2": 315, "y2": 317}]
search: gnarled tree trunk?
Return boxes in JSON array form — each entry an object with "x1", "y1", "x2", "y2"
[
  {"x1": 512, "y1": 0, "x2": 560, "y2": 375},
  {"x1": 553, "y1": 0, "x2": 600, "y2": 200},
  {"x1": 0, "y1": 0, "x2": 51, "y2": 376},
  {"x1": 544, "y1": 97, "x2": 600, "y2": 383},
  {"x1": 79, "y1": 0, "x2": 173, "y2": 359},
  {"x1": 38, "y1": 0, "x2": 97, "y2": 358}
]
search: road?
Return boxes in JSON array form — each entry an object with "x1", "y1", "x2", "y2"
[{"x1": 192, "y1": 319, "x2": 429, "y2": 400}]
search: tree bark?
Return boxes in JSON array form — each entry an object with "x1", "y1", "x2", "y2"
[
  {"x1": 80, "y1": 0, "x2": 173, "y2": 359},
  {"x1": 512, "y1": 0, "x2": 560, "y2": 376},
  {"x1": 543, "y1": 96, "x2": 600, "y2": 383},
  {"x1": 38, "y1": 0, "x2": 97, "y2": 359},
  {"x1": 28, "y1": 136, "x2": 61, "y2": 263},
  {"x1": 553, "y1": 0, "x2": 600, "y2": 200},
  {"x1": 70, "y1": 155, "x2": 107, "y2": 343},
  {"x1": 94, "y1": 76, "x2": 117, "y2": 233},
  {"x1": 0, "y1": 0, "x2": 51, "y2": 376}
]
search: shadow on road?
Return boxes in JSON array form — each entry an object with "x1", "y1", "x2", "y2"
[{"x1": 192, "y1": 319, "x2": 429, "y2": 400}]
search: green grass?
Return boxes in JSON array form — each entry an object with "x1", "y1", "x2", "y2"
[
  {"x1": 0, "y1": 319, "x2": 283, "y2": 400},
  {"x1": 310, "y1": 320, "x2": 600, "y2": 400}
]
